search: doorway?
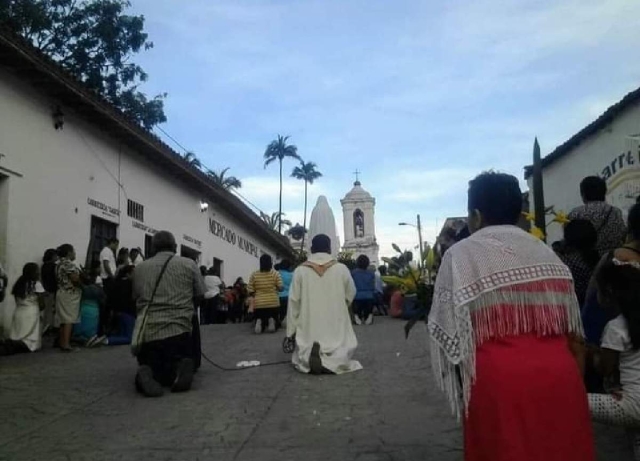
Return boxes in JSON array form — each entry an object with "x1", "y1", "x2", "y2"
[
  {"x1": 0, "y1": 174, "x2": 9, "y2": 265},
  {"x1": 213, "y1": 257, "x2": 224, "y2": 278},
  {"x1": 180, "y1": 245, "x2": 200, "y2": 263},
  {"x1": 144, "y1": 234, "x2": 154, "y2": 259},
  {"x1": 87, "y1": 216, "x2": 118, "y2": 269}
]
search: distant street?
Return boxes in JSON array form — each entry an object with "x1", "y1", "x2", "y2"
[{"x1": 0, "y1": 318, "x2": 632, "y2": 461}]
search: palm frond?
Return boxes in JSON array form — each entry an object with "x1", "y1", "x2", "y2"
[
  {"x1": 207, "y1": 167, "x2": 241, "y2": 190},
  {"x1": 291, "y1": 160, "x2": 322, "y2": 183}
]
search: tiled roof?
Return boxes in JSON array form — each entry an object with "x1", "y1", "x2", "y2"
[{"x1": 0, "y1": 26, "x2": 293, "y2": 257}]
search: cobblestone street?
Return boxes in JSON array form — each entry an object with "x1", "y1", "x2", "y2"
[{"x1": 0, "y1": 318, "x2": 633, "y2": 461}]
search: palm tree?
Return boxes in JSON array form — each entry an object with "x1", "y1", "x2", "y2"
[
  {"x1": 291, "y1": 160, "x2": 322, "y2": 251},
  {"x1": 207, "y1": 167, "x2": 242, "y2": 190},
  {"x1": 182, "y1": 151, "x2": 202, "y2": 169},
  {"x1": 260, "y1": 211, "x2": 292, "y2": 231},
  {"x1": 263, "y1": 135, "x2": 301, "y2": 233}
]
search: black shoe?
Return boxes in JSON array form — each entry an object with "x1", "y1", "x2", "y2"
[
  {"x1": 135, "y1": 365, "x2": 164, "y2": 397},
  {"x1": 309, "y1": 342, "x2": 323, "y2": 375},
  {"x1": 172, "y1": 358, "x2": 194, "y2": 393}
]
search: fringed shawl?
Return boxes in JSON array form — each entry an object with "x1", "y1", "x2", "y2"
[{"x1": 428, "y1": 225, "x2": 584, "y2": 419}]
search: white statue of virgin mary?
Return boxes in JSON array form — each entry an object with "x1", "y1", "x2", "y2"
[{"x1": 307, "y1": 195, "x2": 339, "y2": 257}]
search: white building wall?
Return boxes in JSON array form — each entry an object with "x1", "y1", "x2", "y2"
[
  {"x1": 0, "y1": 69, "x2": 281, "y2": 332},
  {"x1": 528, "y1": 104, "x2": 640, "y2": 244}
]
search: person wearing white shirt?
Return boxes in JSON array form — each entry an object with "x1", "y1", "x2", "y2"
[
  {"x1": 1, "y1": 263, "x2": 45, "y2": 355},
  {"x1": 201, "y1": 267, "x2": 223, "y2": 325},
  {"x1": 589, "y1": 259, "x2": 640, "y2": 459},
  {"x1": 99, "y1": 239, "x2": 118, "y2": 281}
]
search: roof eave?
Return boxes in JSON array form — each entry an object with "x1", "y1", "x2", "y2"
[
  {"x1": 0, "y1": 28, "x2": 293, "y2": 258},
  {"x1": 522, "y1": 86, "x2": 640, "y2": 180}
]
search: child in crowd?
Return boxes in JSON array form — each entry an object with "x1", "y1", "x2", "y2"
[
  {"x1": 589, "y1": 259, "x2": 640, "y2": 459},
  {"x1": 226, "y1": 286, "x2": 242, "y2": 323},
  {"x1": 75, "y1": 268, "x2": 105, "y2": 346},
  {"x1": 0, "y1": 263, "x2": 45, "y2": 355},
  {"x1": 277, "y1": 259, "x2": 293, "y2": 326},
  {"x1": 102, "y1": 264, "x2": 136, "y2": 346}
]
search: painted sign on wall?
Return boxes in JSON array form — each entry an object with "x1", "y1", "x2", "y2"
[
  {"x1": 600, "y1": 140, "x2": 640, "y2": 216},
  {"x1": 209, "y1": 217, "x2": 259, "y2": 258},
  {"x1": 87, "y1": 197, "x2": 119, "y2": 218}
]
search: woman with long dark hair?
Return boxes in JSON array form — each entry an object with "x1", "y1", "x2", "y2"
[
  {"x1": 56, "y1": 244, "x2": 82, "y2": 352},
  {"x1": 590, "y1": 260, "x2": 640, "y2": 458},
  {"x1": 4, "y1": 263, "x2": 45, "y2": 354},
  {"x1": 248, "y1": 254, "x2": 283, "y2": 334}
]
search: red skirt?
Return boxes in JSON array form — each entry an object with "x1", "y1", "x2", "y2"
[{"x1": 464, "y1": 334, "x2": 595, "y2": 461}]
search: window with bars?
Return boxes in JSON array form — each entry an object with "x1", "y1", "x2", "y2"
[{"x1": 127, "y1": 199, "x2": 144, "y2": 222}]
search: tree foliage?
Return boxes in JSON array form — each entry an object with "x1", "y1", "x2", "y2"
[
  {"x1": 207, "y1": 167, "x2": 242, "y2": 190},
  {"x1": 260, "y1": 211, "x2": 291, "y2": 232},
  {"x1": 0, "y1": 0, "x2": 166, "y2": 128},
  {"x1": 382, "y1": 243, "x2": 435, "y2": 339},
  {"x1": 182, "y1": 151, "x2": 201, "y2": 169},
  {"x1": 291, "y1": 160, "x2": 322, "y2": 251},
  {"x1": 263, "y1": 135, "x2": 300, "y2": 233}
]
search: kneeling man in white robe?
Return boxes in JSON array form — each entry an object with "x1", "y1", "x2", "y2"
[{"x1": 286, "y1": 234, "x2": 362, "y2": 374}]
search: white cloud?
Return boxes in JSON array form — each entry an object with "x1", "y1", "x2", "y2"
[
  {"x1": 130, "y1": 0, "x2": 640, "y2": 264},
  {"x1": 386, "y1": 168, "x2": 478, "y2": 203}
]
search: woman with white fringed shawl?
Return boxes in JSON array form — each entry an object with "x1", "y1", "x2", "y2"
[{"x1": 428, "y1": 171, "x2": 594, "y2": 461}]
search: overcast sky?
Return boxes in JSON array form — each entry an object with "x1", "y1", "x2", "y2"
[{"x1": 129, "y1": 0, "x2": 640, "y2": 256}]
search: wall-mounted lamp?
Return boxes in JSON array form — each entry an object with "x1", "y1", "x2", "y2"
[
  {"x1": 200, "y1": 201, "x2": 209, "y2": 213},
  {"x1": 53, "y1": 106, "x2": 64, "y2": 130}
]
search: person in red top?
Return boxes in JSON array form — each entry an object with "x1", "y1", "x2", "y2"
[
  {"x1": 429, "y1": 172, "x2": 594, "y2": 461},
  {"x1": 389, "y1": 288, "x2": 404, "y2": 318}
]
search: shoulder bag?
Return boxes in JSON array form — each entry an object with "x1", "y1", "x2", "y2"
[{"x1": 131, "y1": 255, "x2": 174, "y2": 356}]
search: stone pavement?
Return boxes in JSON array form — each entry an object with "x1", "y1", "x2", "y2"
[{"x1": 0, "y1": 317, "x2": 633, "y2": 461}]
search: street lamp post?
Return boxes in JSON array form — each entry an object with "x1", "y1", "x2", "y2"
[{"x1": 399, "y1": 213, "x2": 425, "y2": 272}]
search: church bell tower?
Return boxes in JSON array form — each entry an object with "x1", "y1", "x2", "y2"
[{"x1": 341, "y1": 172, "x2": 379, "y2": 266}]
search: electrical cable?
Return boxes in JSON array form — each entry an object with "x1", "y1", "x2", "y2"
[
  {"x1": 154, "y1": 126, "x2": 272, "y2": 218},
  {"x1": 155, "y1": 125, "x2": 192, "y2": 154},
  {"x1": 200, "y1": 351, "x2": 291, "y2": 372},
  {"x1": 199, "y1": 335, "x2": 295, "y2": 371}
]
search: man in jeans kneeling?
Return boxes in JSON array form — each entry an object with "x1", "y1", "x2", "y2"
[{"x1": 132, "y1": 231, "x2": 205, "y2": 397}]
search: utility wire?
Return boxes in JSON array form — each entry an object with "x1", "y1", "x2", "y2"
[
  {"x1": 200, "y1": 351, "x2": 290, "y2": 372},
  {"x1": 153, "y1": 125, "x2": 278, "y2": 222},
  {"x1": 155, "y1": 125, "x2": 192, "y2": 154}
]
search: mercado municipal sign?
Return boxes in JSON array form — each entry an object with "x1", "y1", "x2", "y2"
[{"x1": 600, "y1": 139, "x2": 640, "y2": 216}]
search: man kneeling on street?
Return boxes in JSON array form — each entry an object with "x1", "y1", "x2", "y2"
[
  {"x1": 132, "y1": 231, "x2": 205, "y2": 397},
  {"x1": 286, "y1": 234, "x2": 362, "y2": 375}
]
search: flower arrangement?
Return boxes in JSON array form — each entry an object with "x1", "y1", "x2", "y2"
[{"x1": 523, "y1": 206, "x2": 570, "y2": 241}]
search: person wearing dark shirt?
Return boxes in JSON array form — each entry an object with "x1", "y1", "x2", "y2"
[
  {"x1": 557, "y1": 219, "x2": 599, "y2": 306},
  {"x1": 96, "y1": 264, "x2": 137, "y2": 347},
  {"x1": 351, "y1": 255, "x2": 375, "y2": 325},
  {"x1": 568, "y1": 176, "x2": 626, "y2": 256}
]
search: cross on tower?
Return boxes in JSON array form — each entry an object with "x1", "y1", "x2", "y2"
[{"x1": 353, "y1": 169, "x2": 361, "y2": 184}]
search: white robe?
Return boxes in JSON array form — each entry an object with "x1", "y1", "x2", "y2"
[{"x1": 286, "y1": 253, "x2": 362, "y2": 374}]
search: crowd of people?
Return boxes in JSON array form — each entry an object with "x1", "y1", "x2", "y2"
[
  {"x1": 4, "y1": 168, "x2": 640, "y2": 459},
  {"x1": 428, "y1": 172, "x2": 640, "y2": 461},
  {"x1": 0, "y1": 239, "x2": 146, "y2": 355}
]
